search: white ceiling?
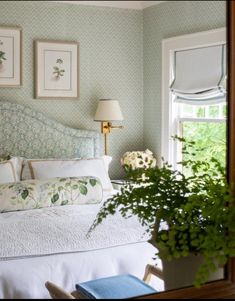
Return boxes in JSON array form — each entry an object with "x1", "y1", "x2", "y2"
[{"x1": 51, "y1": 1, "x2": 165, "y2": 10}]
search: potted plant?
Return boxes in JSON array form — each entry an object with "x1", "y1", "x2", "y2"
[{"x1": 90, "y1": 138, "x2": 235, "y2": 289}]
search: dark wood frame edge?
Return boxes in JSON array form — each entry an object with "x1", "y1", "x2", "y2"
[
  {"x1": 227, "y1": 0, "x2": 235, "y2": 288},
  {"x1": 136, "y1": 1, "x2": 235, "y2": 299}
]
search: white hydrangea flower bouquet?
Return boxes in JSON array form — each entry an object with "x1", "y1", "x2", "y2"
[{"x1": 121, "y1": 149, "x2": 157, "y2": 172}]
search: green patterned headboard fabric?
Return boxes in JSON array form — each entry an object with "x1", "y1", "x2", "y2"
[{"x1": 0, "y1": 102, "x2": 101, "y2": 159}]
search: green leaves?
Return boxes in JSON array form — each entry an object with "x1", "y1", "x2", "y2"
[
  {"x1": 79, "y1": 185, "x2": 88, "y2": 195},
  {"x1": 90, "y1": 137, "x2": 235, "y2": 288},
  {"x1": 21, "y1": 190, "x2": 29, "y2": 200},
  {"x1": 72, "y1": 185, "x2": 79, "y2": 190},
  {"x1": 59, "y1": 178, "x2": 67, "y2": 182},
  {"x1": 61, "y1": 200, "x2": 69, "y2": 206},
  {"x1": 0, "y1": 154, "x2": 11, "y2": 162},
  {"x1": 51, "y1": 193, "x2": 59, "y2": 204},
  {"x1": 89, "y1": 179, "x2": 97, "y2": 187}
]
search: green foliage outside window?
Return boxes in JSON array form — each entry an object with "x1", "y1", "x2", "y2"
[{"x1": 182, "y1": 122, "x2": 226, "y2": 169}]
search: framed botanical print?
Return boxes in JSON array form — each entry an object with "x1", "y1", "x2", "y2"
[
  {"x1": 35, "y1": 40, "x2": 79, "y2": 99},
  {"x1": 0, "y1": 26, "x2": 22, "y2": 87}
]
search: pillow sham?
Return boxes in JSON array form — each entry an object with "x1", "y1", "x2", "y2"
[
  {"x1": 0, "y1": 157, "x2": 23, "y2": 184},
  {"x1": 21, "y1": 159, "x2": 32, "y2": 181},
  {"x1": 0, "y1": 176, "x2": 103, "y2": 213},
  {"x1": 28, "y1": 158, "x2": 113, "y2": 191},
  {"x1": 102, "y1": 155, "x2": 112, "y2": 174},
  {"x1": 21, "y1": 156, "x2": 112, "y2": 181}
]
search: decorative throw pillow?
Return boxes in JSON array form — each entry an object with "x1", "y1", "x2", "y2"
[
  {"x1": 0, "y1": 176, "x2": 103, "y2": 213},
  {"x1": 28, "y1": 158, "x2": 113, "y2": 191},
  {"x1": 0, "y1": 154, "x2": 11, "y2": 162},
  {"x1": 0, "y1": 157, "x2": 23, "y2": 184}
]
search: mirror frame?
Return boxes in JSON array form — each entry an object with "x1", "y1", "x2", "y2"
[{"x1": 137, "y1": 1, "x2": 235, "y2": 299}]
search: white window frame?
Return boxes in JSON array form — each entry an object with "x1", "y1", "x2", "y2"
[{"x1": 161, "y1": 28, "x2": 226, "y2": 168}]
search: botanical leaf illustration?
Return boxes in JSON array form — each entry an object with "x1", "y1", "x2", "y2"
[
  {"x1": 51, "y1": 193, "x2": 59, "y2": 204},
  {"x1": 61, "y1": 200, "x2": 69, "y2": 206},
  {"x1": 56, "y1": 58, "x2": 63, "y2": 64},
  {"x1": 79, "y1": 185, "x2": 88, "y2": 195},
  {"x1": 89, "y1": 179, "x2": 97, "y2": 187},
  {"x1": 0, "y1": 177, "x2": 102, "y2": 213},
  {"x1": 0, "y1": 51, "x2": 7, "y2": 64},
  {"x1": 21, "y1": 190, "x2": 29, "y2": 200},
  {"x1": 53, "y1": 58, "x2": 65, "y2": 79}
]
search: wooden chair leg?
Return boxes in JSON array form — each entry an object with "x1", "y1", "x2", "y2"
[
  {"x1": 143, "y1": 264, "x2": 164, "y2": 284},
  {"x1": 45, "y1": 281, "x2": 75, "y2": 299}
]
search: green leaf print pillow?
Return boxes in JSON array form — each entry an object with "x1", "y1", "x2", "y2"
[{"x1": 0, "y1": 177, "x2": 103, "y2": 213}]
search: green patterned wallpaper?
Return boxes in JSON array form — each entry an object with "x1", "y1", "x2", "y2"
[
  {"x1": 143, "y1": 0, "x2": 226, "y2": 161},
  {"x1": 0, "y1": 1, "x2": 143, "y2": 179},
  {"x1": 0, "y1": 1, "x2": 226, "y2": 178}
]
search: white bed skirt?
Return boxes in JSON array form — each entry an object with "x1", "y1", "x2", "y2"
[{"x1": 0, "y1": 242, "x2": 163, "y2": 299}]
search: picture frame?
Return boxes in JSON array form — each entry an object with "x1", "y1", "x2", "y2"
[
  {"x1": 0, "y1": 26, "x2": 22, "y2": 87},
  {"x1": 35, "y1": 40, "x2": 79, "y2": 99}
]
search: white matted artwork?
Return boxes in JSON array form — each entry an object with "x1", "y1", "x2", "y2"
[
  {"x1": 0, "y1": 26, "x2": 22, "y2": 87},
  {"x1": 35, "y1": 40, "x2": 79, "y2": 99}
]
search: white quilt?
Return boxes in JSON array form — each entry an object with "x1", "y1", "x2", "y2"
[
  {"x1": 0, "y1": 199, "x2": 149, "y2": 260},
  {"x1": 0, "y1": 193, "x2": 163, "y2": 299}
]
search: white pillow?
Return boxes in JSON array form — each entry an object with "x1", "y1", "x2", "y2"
[
  {"x1": 0, "y1": 157, "x2": 23, "y2": 184},
  {"x1": 22, "y1": 156, "x2": 113, "y2": 181},
  {"x1": 102, "y1": 155, "x2": 112, "y2": 174},
  {"x1": 28, "y1": 158, "x2": 113, "y2": 192},
  {"x1": 21, "y1": 160, "x2": 32, "y2": 181}
]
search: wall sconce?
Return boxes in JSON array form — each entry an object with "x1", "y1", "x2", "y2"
[{"x1": 94, "y1": 99, "x2": 124, "y2": 155}]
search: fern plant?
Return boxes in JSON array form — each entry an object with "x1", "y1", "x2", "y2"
[{"x1": 90, "y1": 138, "x2": 235, "y2": 287}]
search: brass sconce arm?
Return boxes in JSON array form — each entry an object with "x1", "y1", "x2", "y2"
[
  {"x1": 101, "y1": 121, "x2": 124, "y2": 155},
  {"x1": 101, "y1": 121, "x2": 123, "y2": 134}
]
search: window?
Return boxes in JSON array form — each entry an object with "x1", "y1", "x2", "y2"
[
  {"x1": 173, "y1": 102, "x2": 226, "y2": 173},
  {"x1": 162, "y1": 28, "x2": 227, "y2": 171}
]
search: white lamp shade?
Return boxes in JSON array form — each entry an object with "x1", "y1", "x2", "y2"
[{"x1": 94, "y1": 99, "x2": 124, "y2": 121}]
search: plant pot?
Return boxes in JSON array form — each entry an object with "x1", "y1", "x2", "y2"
[{"x1": 161, "y1": 254, "x2": 224, "y2": 291}]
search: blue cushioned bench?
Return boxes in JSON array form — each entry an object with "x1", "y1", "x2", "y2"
[
  {"x1": 45, "y1": 264, "x2": 162, "y2": 299},
  {"x1": 75, "y1": 275, "x2": 157, "y2": 299}
]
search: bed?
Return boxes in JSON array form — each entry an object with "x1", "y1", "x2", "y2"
[{"x1": 0, "y1": 102, "x2": 163, "y2": 299}]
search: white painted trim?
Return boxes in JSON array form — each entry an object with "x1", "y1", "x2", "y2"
[
  {"x1": 179, "y1": 117, "x2": 226, "y2": 124},
  {"x1": 49, "y1": 1, "x2": 165, "y2": 10},
  {"x1": 161, "y1": 28, "x2": 226, "y2": 165}
]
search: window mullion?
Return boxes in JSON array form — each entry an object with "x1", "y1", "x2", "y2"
[
  {"x1": 205, "y1": 106, "x2": 209, "y2": 118},
  {"x1": 179, "y1": 117, "x2": 225, "y2": 123}
]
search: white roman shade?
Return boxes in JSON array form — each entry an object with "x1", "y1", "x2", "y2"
[{"x1": 170, "y1": 44, "x2": 227, "y2": 104}]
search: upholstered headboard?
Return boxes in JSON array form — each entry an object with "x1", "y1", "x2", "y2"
[{"x1": 0, "y1": 102, "x2": 101, "y2": 159}]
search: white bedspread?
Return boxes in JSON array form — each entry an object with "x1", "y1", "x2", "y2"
[
  {"x1": 0, "y1": 199, "x2": 149, "y2": 260},
  {"x1": 0, "y1": 192, "x2": 164, "y2": 299}
]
